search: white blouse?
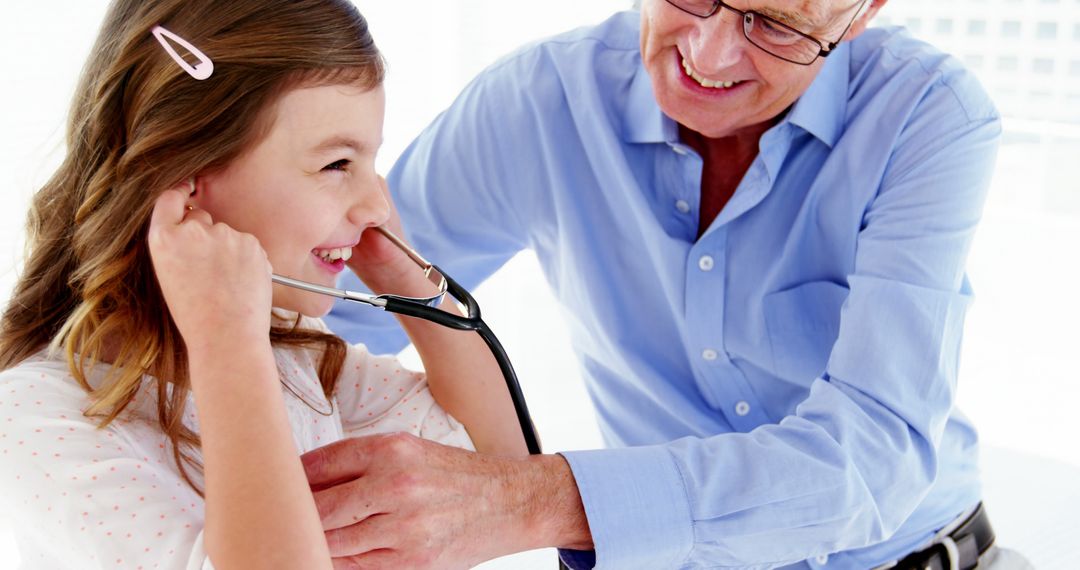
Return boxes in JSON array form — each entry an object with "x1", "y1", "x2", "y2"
[{"x1": 0, "y1": 316, "x2": 473, "y2": 569}]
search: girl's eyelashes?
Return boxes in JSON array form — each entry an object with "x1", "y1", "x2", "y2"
[{"x1": 323, "y1": 158, "x2": 351, "y2": 172}]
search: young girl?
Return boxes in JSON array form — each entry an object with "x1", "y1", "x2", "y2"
[{"x1": 0, "y1": 0, "x2": 526, "y2": 568}]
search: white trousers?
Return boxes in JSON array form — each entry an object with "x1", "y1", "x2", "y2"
[{"x1": 978, "y1": 545, "x2": 1036, "y2": 570}]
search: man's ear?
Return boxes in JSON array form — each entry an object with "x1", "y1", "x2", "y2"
[{"x1": 845, "y1": 0, "x2": 889, "y2": 41}]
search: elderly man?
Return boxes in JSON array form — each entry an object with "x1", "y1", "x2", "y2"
[{"x1": 308, "y1": 0, "x2": 1019, "y2": 568}]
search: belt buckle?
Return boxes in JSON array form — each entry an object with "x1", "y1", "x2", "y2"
[{"x1": 924, "y1": 535, "x2": 960, "y2": 570}]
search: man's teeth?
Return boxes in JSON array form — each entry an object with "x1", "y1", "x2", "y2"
[
  {"x1": 315, "y1": 247, "x2": 352, "y2": 262},
  {"x1": 682, "y1": 57, "x2": 739, "y2": 89}
]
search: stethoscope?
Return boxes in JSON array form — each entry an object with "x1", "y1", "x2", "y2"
[
  {"x1": 273, "y1": 228, "x2": 571, "y2": 568},
  {"x1": 271, "y1": 226, "x2": 541, "y2": 454}
]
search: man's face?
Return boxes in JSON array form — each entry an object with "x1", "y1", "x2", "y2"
[{"x1": 640, "y1": 0, "x2": 867, "y2": 139}]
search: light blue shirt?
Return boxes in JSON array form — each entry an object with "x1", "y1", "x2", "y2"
[{"x1": 328, "y1": 12, "x2": 1000, "y2": 569}]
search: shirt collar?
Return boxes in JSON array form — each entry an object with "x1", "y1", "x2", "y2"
[
  {"x1": 620, "y1": 41, "x2": 851, "y2": 148},
  {"x1": 622, "y1": 61, "x2": 678, "y2": 144},
  {"x1": 784, "y1": 41, "x2": 850, "y2": 148}
]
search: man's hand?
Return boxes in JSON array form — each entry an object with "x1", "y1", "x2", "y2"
[{"x1": 300, "y1": 433, "x2": 592, "y2": 569}]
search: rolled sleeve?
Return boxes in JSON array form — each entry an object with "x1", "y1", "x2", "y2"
[{"x1": 559, "y1": 444, "x2": 695, "y2": 569}]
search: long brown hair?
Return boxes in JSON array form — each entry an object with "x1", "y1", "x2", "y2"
[{"x1": 0, "y1": 0, "x2": 385, "y2": 496}]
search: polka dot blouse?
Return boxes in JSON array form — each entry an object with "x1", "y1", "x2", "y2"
[{"x1": 0, "y1": 315, "x2": 473, "y2": 569}]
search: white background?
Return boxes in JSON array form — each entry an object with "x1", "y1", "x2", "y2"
[{"x1": 1, "y1": 1, "x2": 1078, "y2": 568}]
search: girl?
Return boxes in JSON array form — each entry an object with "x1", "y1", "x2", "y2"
[{"x1": 0, "y1": 0, "x2": 526, "y2": 568}]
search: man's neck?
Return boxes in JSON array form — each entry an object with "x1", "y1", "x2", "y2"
[
  {"x1": 679, "y1": 120, "x2": 772, "y2": 163},
  {"x1": 679, "y1": 121, "x2": 774, "y2": 239}
]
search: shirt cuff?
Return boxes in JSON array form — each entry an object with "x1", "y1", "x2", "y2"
[
  {"x1": 559, "y1": 444, "x2": 694, "y2": 569},
  {"x1": 558, "y1": 548, "x2": 596, "y2": 569}
]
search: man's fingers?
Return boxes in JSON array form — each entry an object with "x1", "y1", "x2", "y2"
[
  {"x1": 302, "y1": 437, "x2": 374, "y2": 487},
  {"x1": 325, "y1": 513, "x2": 397, "y2": 558},
  {"x1": 312, "y1": 476, "x2": 381, "y2": 531},
  {"x1": 331, "y1": 548, "x2": 398, "y2": 570}
]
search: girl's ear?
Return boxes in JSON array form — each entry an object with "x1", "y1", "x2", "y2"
[{"x1": 186, "y1": 176, "x2": 204, "y2": 209}]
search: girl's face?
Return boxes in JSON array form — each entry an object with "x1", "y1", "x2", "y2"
[{"x1": 197, "y1": 83, "x2": 388, "y2": 317}]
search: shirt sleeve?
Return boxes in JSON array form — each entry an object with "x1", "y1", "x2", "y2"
[
  {"x1": 561, "y1": 76, "x2": 1002, "y2": 567},
  {"x1": 0, "y1": 364, "x2": 212, "y2": 570},
  {"x1": 332, "y1": 340, "x2": 474, "y2": 451}
]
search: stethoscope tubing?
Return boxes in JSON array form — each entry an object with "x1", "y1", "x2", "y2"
[{"x1": 377, "y1": 267, "x2": 542, "y2": 455}]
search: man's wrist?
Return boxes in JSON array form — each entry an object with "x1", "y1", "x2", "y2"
[{"x1": 519, "y1": 454, "x2": 593, "y2": 551}]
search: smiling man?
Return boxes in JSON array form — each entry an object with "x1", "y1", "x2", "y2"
[{"x1": 316, "y1": 1, "x2": 1025, "y2": 568}]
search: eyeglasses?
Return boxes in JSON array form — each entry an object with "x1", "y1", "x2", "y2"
[
  {"x1": 270, "y1": 226, "x2": 542, "y2": 455},
  {"x1": 663, "y1": 0, "x2": 870, "y2": 66}
]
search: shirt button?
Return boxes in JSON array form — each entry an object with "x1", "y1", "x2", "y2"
[
  {"x1": 735, "y1": 401, "x2": 751, "y2": 416},
  {"x1": 698, "y1": 255, "x2": 714, "y2": 271},
  {"x1": 675, "y1": 199, "x2": 690, "y2": 214},
  {"x1": 702, "y1": 349, "x2": 718, "y2": 361},
  {"x1": 815, "y1": 554, "x2": 829, "y2": 565}
]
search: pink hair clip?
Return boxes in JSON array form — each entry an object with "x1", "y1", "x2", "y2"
[{"x1": 151, "y1": 25, "x2": 214, "y2": 81}]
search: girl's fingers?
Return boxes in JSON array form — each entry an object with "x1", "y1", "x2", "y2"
[
  {"x1": 182, "y1": 207, "x2": 213, "y2": 226},
  {"x1": 149, "y1": 189, "x2": 189, "y2": 231}
]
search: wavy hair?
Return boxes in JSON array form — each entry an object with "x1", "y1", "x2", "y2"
[{"x1": 0, "y1": 0, "x2": 385, "y2": 496}]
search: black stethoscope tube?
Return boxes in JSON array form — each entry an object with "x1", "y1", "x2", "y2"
[{"x1": 382, "y1": 267, "x2": 541, "y2": 455}]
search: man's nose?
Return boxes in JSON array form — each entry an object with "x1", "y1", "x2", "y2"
[{"x1": 687, "y1": 8, "x2": 745, "y2": 75}]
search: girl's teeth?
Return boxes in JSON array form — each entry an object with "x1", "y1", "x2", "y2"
[{"x1": 315, "y1": 247, "x2": 352, "y2": 262}]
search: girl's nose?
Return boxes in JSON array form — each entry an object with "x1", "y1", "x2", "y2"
[{"x1": 348, "y1": 181, "x2": 391, "y2": 229}]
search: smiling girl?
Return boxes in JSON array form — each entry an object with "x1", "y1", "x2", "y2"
[{"x1": 0, "y1": 1, "x2": 525, "y2": 568}]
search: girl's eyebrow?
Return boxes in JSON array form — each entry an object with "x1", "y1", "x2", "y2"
[{"x1": 309, "y1": 135, "x2": 379, "y2": 155}]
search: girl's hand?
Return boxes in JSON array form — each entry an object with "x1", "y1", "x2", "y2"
[
  {"x1": 346, "y1": 176, "x2": 438, "y2": 298},
  {"x1": 147, "y1": 187, "x2": 273, "y2": 355}
]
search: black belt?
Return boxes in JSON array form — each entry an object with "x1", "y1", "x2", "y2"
[{"x1": 892, "y1": 502, "x2": 996, "y2": 570}]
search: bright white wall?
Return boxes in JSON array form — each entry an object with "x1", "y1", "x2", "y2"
[{"x1": 1, "y1": 1, "x2": 1078, "y2": 568}]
